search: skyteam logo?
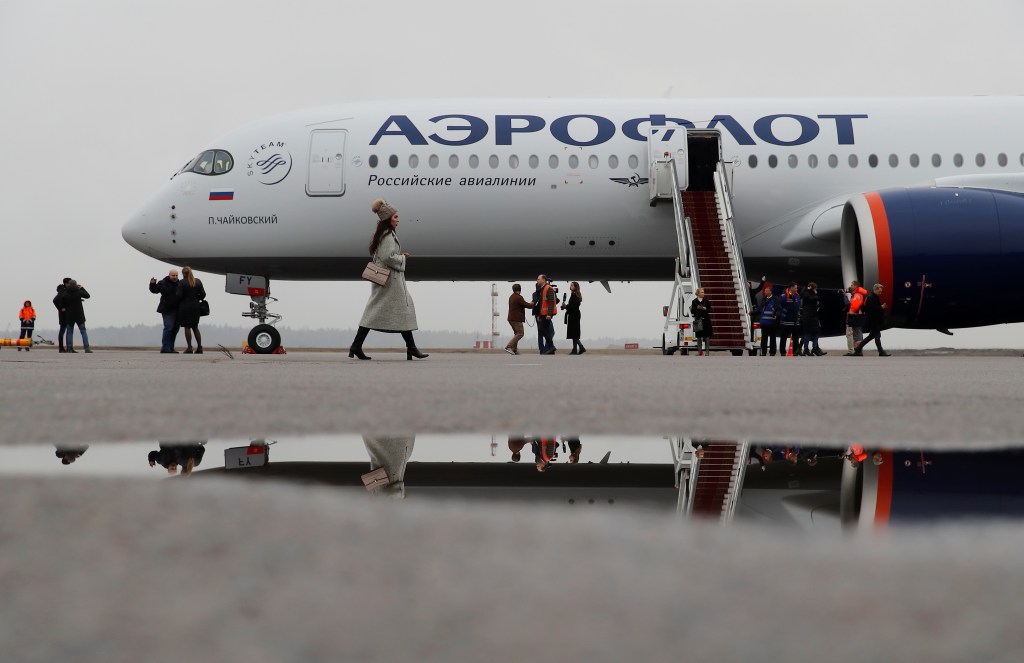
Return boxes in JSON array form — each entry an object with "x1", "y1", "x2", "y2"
[{"x1": 247, "y1": 141, "x2": 292, "y2": 185}]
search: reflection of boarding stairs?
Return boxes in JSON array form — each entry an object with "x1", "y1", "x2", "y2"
[
  {"x1": 672, "y1": 439, "x2": 749, "y2": 523},
  {"x1": 651, "y1": 127, "x2": 755, "y2": 356}
]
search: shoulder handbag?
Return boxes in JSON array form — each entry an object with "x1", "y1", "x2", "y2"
[
  {"x1": 362, "y1": 261, "x2": 390, "y2": 286},
  {"x1": 198, "y1": 299, "x2": 210, "y2": 316}
]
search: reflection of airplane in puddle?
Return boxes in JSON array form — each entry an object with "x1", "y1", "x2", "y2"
[{"x1": 194, "y1": 436, "x2": 1024, "y2": 531}]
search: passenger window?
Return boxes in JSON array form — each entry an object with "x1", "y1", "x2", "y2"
[
  {"x1": 888, "y1": 154, "x2": 898, "y2": 168},
  {"x1": 449, "y1": 155, "x2": 459, "y2": 168},
  {"x1": 568, "y1": 154, "x2": 579, "y2": 169},
  {"x1": 808, "y1": 154, "x2": 818, "y2": 168},
  {"x1": 489, "y1": 155, "x2": 499, "y2": 169},
  {"x1": 848, "y1": 154, "x2": 859, "y2": 168},
  {"x1": 192, "y1": 150, "x2": 215, "y2": 175},
  {"x1": 868, "y1": 154, "x2": 878, "y2": 168},
  {"x1": 953, "y1": 153, "x2": 963, "y2": 167},
  {"x1": 589, "y1": 155, "x2": 599, "y2": 169},
  {"x1": 748, "y1": 155, "x2": 758, "y2": 168},
  {"x1": 549, "y1": 155, "x2": 559, "y2": 168},
  {"x1": 214, "y1": 150, "x2": 233, "y2": 174},
  {"x1": 388, "y1": 155, "x2": 398, "y2": 168},
  {"x1": 628, "y1": 155, "x2": 639, "y2": 169},
  {"x1": 469, "y1": 155, "x2": 479, "y2": 169},
  {"x1": 510, "y1": 155, "x2": 520, "y2": 169},
  {"x1": 608, "y1": 155, "x2": 619, "y2": 169},
  {"x1": 976, "y1": 153, "x2": 986, "y2": 167},
  {"x1": 998, "y1": 153, "x2": 1008, "y2": 167},
  {"x1": 932, "y1": 154, "x2": 942, "y2": 167},
  {"x1": 910, "y1": 154, "x2": 920, "y2": 167},
  {"x1": 369, "y1": 155, "x2": 379, "y2": 168},
  {"x1": 828, "y1": 154, "x2": 838, "y2": 168},
  {"x1": 787, "y1": 155, "x2": 798, "y2": 168},
  {"x1": 428, "y1": 154, "x2": 439, "y2": 168},
  {"x1": 409, "y1": 154, "x2": 419, "y2": 168},
  {"x1": 529, "y1": 155, "x2": 540, "y2": 169},
  {"x1": 768, "y1": 155, "x2": 778, "y2": 168}
]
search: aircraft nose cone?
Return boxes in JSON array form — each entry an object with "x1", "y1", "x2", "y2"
[{"x1": 122, "y1": 209, "x2": 149, "y2": 253}]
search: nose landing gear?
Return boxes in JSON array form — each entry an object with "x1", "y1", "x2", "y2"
[{"x1": 227, "y1": 274, "x2": 283, "y2": 354}]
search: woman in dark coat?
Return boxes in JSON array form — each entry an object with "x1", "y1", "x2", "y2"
[
  {"x1": 176, "y1": 266, "x2": 206, "y2": 354},
  {"x1": 798, "y1": 282, "x2": 824, "y2": 356},
  {"x1": 689, "y1": 287, "x2": 713, "y2": 355},
  {"x1": 854, "y1": 283, "x2": 891, "y2": 356},
  {"x1": 564, "y1": 281, "x2": 585, "y2": 355}
]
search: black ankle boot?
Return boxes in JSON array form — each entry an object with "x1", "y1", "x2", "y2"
[
  {"x1": 407, "y1": 348, "x2": 429, "y2": 360},
  {"x1": 349, "y1": 327, "x2": 371, "y2": 360}
]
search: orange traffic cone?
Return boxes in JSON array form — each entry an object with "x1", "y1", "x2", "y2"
[{"x1": 787, "y1": 342, "x2": 793, "y2": 357}]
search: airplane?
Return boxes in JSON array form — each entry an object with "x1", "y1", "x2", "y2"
[{"x1": 122, "y1": 98, "x2": 1024, "y2": 353}]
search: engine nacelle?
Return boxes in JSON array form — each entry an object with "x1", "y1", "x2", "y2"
[{"x1": 841, "y1": 187, "x2": 1024, "y2": 329}]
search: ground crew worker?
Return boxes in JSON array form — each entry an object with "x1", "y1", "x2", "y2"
[
  {"x1": 536, "y1": 275, "x2": 558, "y2": 355},
  {"x1": 844, "y1": 281, "x2": 868, "y2": 355},
  {"x1": 18, "y1": 300, "x2": 36, "y2": 351}
]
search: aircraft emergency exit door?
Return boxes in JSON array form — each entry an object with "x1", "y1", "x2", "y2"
[{"x1": 307, "y1": 129, "x2": 347, "y2": 196}]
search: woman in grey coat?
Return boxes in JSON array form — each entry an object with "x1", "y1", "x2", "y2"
[{"x1": 348, "y1": 199, "x2": 428, "y2": 360}]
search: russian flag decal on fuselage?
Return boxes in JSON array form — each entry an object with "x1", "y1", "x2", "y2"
[{"x1": 209, "y1": 190, "x2": 234, "y2": 201}]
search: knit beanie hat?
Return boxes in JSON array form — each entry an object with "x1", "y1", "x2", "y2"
[{"x1": 372, "y1": 198, "x2": 398, "y2": 221}]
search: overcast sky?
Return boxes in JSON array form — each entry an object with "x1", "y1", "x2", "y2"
[{"x1": 2, "y1": 0, "x2": 1024, "y2": 348}]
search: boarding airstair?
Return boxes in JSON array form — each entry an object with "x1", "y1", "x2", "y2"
[
  {"x1": 651, "y1": 128, "x2": 756, "y2": 356},
  {"x1": 671, "y1": 438, "x2": 750, "y2": 523}
]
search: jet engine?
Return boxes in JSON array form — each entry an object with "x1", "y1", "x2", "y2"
[{"x1": 840, "y1": 187, "x2": 1024, "y2": 329}]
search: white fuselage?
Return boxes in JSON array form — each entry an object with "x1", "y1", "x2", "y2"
[{"x1": 122, "y1": 97, "x2": 1024, "y2": 284}]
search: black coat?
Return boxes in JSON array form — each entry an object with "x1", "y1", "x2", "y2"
[
  {"x1": 53, "y1": 284, "x2": 66, "y2": 324},
  {"x1": 564, "y1": 292, "x2": 582, "y2": 339},
  {"x1": 176, "y1": 279, "x2": 206, "y2": 327},
  {"x1": 60, "y1": 285, "x2": 90, "y2": 325},
  {"x1": 150, "y1": 277, "x2": 179, "y2": 313},
  {"x1": 690, "y1": 297, "x2": 714, "y2": 338},
  {"x1": 799, "y1": 289, "x2": 821, "y2": 334},
  {"x1": 864, "y1": 292, "x2": 886, "y2": 333}
]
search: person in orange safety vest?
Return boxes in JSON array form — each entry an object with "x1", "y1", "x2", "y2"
[
  {"x1": 844, "y1": 281, "x2": 868, "y2": 356},
  {"x1": 18, "y1": 300, "x2": 36, "y2": 351}
]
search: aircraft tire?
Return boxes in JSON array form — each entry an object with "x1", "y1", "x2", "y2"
[{"x1": 248, "y1": 324, "x2": 281, "y2": 354}]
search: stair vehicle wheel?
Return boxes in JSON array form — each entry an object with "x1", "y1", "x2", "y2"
[
  {"x1": 731, "y1": 349, "x2": 743, "y2": 357},
  {"x1": 748, "y1": 348, "x2": 757, "y2": 356},
  {"x1": 681, "y1": 348, "x2": 690, "y2": 356},
  {"x1": 248, "y1": 324, "x2": 281, "y2": 354}
]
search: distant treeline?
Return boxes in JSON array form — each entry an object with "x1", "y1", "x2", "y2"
[{"x1": 13, "y1": 324, "x2": 657, "y2": 350}]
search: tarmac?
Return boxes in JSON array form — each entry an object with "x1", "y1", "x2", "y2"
[
  {"x1": 1, "y1": 347, "x2": 1022, "y2": 446},
  {"x1": 3, "y1": 348, "x2": 1024, "y2": 661}
]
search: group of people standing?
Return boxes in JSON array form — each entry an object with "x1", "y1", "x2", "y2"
[
  {"x1": 751, "y1": 278, "x2": 889, "y2": 356},
  {"x1": 504, "y1": 276, "x2": 585, "y2": 355},
  {"x1": 52, "y1": 278, "x2": 91, "y2": 353},
  {"x1": 148, "y1": 266, "x2": 207, "y2": 353}
]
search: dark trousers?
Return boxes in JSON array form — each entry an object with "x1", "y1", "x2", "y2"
[
  {"x1": 160, "y1": 311, "x2": 180, "y2": 352},
  {"x1": 58, "y1": 318, "x2": 67, "y2": 350},
  {"x1": 778, "y1": 326, "x2": 798, "y2": 355},
  {"x1": 537, "y1": 318, "x2": 552, "y2": 353},
  {"x1": 760, "y1": 325, "x2": 777, "y2": 355},
  {"x1": 859, "y1": 331, "x2": 884, "y2": 352},
  {"x1": 19, "y1": 323, "x2": 33, "y2": 340}
]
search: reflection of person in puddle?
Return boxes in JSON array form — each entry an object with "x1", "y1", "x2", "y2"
[
  {"x1": 565, "y1": 437, "x2": 582, "y2": 464},
  {"x1": 532, "y1": 438, "x2": 557, "y2": 472},
  {"x1": 508, "y1": 436, "x2": 528, "y2": 462},
  {"x1": 147, "y1": 442, "x2": 207, "y2": 476},
  {"x1": 55, "y1": 444, "x2": 89, "y2": 465},
  {"x1": 363, "y1": 435, "x2": 415, "y2": 498}
]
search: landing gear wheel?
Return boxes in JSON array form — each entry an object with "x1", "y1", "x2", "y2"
[{"x1": 248, "y1": 324, "x2": 281, "y2": 354}]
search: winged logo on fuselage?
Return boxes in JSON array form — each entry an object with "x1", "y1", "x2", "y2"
[{"x1": 610, "y1": 173, "x2": 648, "y2": 188}]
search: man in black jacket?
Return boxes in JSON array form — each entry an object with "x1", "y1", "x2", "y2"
[
  {"x1": 853, "y1": 283, "x2": 891, "y2": 356},
  {"x1": 149, "y1": 269, "x2": 181, "y2": 353},
  {"x1": 60, "y1": 280, "x2": 91, "y2": 353}
]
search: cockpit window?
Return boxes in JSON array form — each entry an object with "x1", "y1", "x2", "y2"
[
  {"x1": 176, "y1": 149, "x2": 234, "y2": 176},
  {"x1": 214, "y1": 150, "x2": 233, "y2": 174}
]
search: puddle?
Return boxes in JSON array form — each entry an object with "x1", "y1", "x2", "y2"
[{"x1": 5, "y1": 435, "x2": 1024, "y2": 529}]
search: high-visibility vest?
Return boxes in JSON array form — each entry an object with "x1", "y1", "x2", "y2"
[
  {"x1": 19, "y1": 306, "x2": 36, "y2": 321},
  {"x1": 539, "y1": 284, "x2": 557, "y2": 316}
]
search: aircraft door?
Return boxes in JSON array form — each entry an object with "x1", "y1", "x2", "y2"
[
  {"x1": 307, "y1": 130, "x2": 347, "y2": 196},
  {"x1": 647, "y1": 125, "x2": 688, "y2": 190}
]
